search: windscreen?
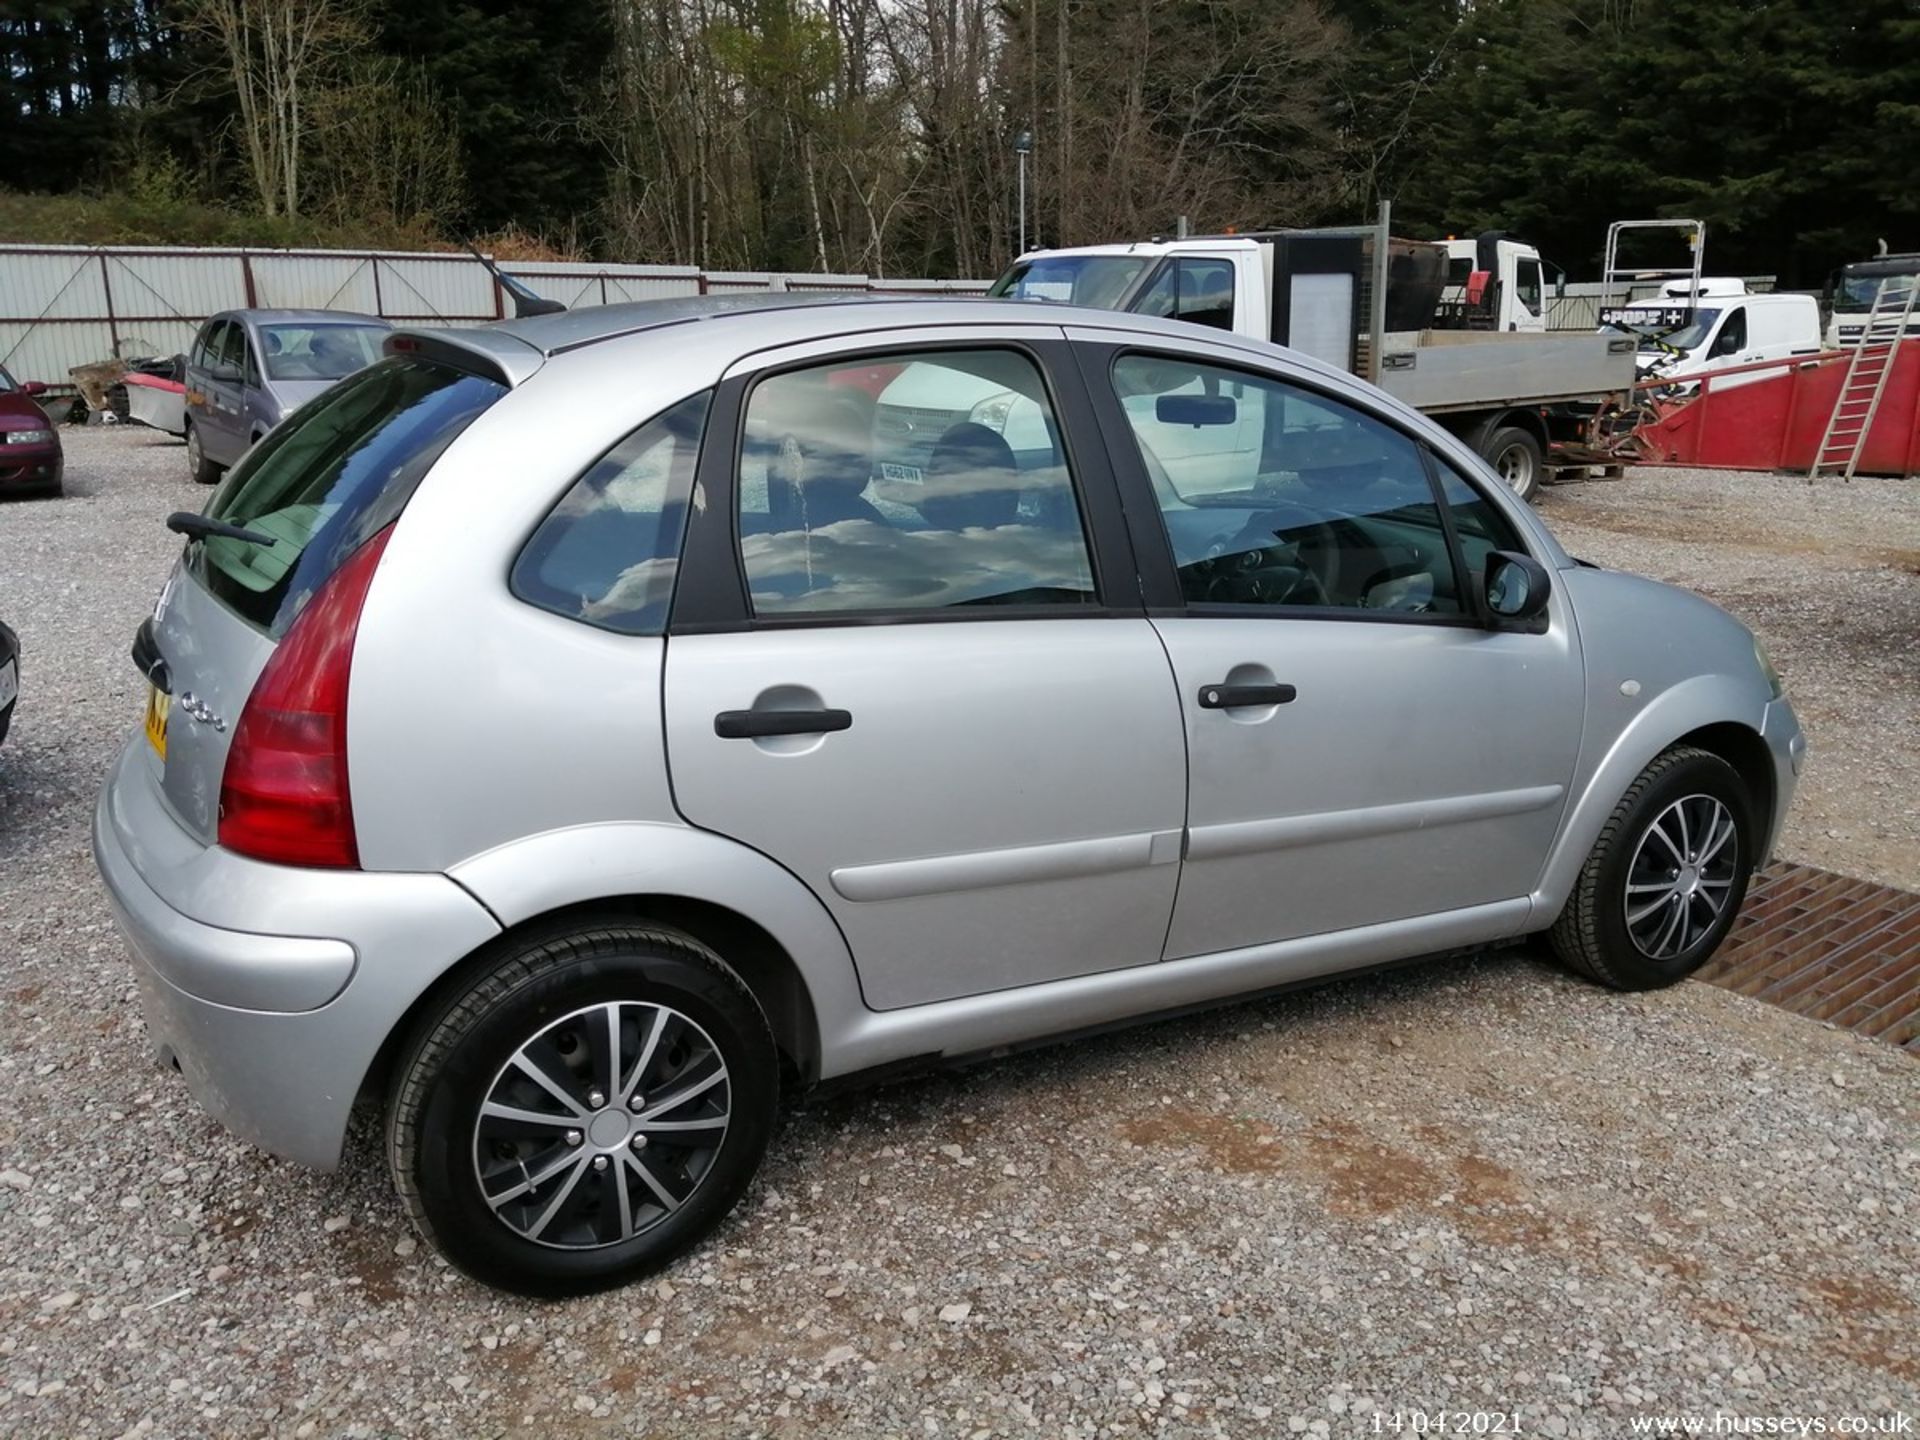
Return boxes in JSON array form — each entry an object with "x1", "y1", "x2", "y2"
[
  {"x1": 988, "y1": 255, "x2": 1148, "y2": 309},
  {"x1": 1834, "y1": 270, "x2": 1917, "y2": 313},
  {"x1": 260, "y1": 323, "x2": 390, "y2": 381},
  {"x1": 192, "y1": 357, "x2": 505, "y2": 635}
]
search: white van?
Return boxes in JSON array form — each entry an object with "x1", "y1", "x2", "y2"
[{"x1": 1605, "y1": 291, "x2": 1821, "y2": 390}]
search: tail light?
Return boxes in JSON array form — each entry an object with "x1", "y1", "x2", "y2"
[{"x1": 218, "y1": 526, "x2": 394, "y2": 867}]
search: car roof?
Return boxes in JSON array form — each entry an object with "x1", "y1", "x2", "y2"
[{"x1": 221, "y1": 309, "x2": 389, "y2": 327}]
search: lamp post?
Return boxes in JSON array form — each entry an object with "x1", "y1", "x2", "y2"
[{"x1": 1013, "y1": 129, "x2": 1033, "y2": 258}]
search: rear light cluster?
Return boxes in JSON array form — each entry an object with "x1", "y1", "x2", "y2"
[{"x1": 217, "y1": 527, "x2": 393, "y2": 868}]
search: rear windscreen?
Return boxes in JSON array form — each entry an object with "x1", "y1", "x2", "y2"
[{"x1": 193, "y1": 357, "x2": 505, "y2": 635}]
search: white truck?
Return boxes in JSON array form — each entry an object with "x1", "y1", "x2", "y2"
[
  {"x1": 884, "y1": 227, "x2": 1636, "y2": 500},
  {"x1": 1824, "y1": 250, "x2": 1920, "y2": 348}
]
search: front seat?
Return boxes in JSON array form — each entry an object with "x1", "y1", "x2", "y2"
[{"x1": 917, "y1": 421, "x2": 1020, "y2": 530}]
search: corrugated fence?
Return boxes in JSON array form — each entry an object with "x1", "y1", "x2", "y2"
[{"x1": 0, "y1": 244, "x2": 990, "y2": 386}]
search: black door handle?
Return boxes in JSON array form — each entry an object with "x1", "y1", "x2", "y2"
[
  {"x1": 1198, "y1": 683, "x2": 1297, "y2": 710},
  {"x1": 714, "y1": 708, "x2": 853, "y2": 739}
]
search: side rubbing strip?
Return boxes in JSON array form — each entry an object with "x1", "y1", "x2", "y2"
[
  {"x1": 831, "y1": 829, "x2": 1181, "y2": 903},
  {"x1": 1186, "y1": 785, "x2": 1566, "y2": 862}
]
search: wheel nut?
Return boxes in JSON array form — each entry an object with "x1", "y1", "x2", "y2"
[
  {"x1": 630, "y1": 1134, "x2": 648, "y2": 1152},
  {"x1": 592, "y1": 1155, "x2": 609, "y2": 1172},
  {"x1": 565, "y1": 1129, "x2": 583, "y2": 1147},
  {"x1": 630, "y1": 1094, "x2": 646, "y2": 1113},
  {"x1": 588, "y1": 1090, "x2": 606, "y2": 1108}
]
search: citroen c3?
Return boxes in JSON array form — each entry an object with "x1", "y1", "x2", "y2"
[{"x1": 95, "y1": 295, "x2": 1805, "y2": 1296}]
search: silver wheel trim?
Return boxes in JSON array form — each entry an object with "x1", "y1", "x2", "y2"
[
  {"x1": 1496, "y1": 441, "x2": 1535, "y2": 492},
  {"x1": 472, "y1": 1000, "x2": 731, "y2": 1250},
  {"x1": 186, "y1": 426, "x2": 201, "y2": 471},
  {"x1": 1623, "y1": 793, "x2": 1739, "y2": 961}
]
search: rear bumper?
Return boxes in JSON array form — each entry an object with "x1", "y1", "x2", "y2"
[{"x1": 93, "y1": 738, "x2": 500, "y2": 1168}]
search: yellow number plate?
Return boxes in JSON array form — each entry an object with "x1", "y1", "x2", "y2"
[{"x1": 144, "y1": 685, "x2": 170, "y2": 760}]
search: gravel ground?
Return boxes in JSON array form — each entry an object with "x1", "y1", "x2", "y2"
[
  {"x1": 0, "y1": 429, "x2": 1915, "y2": 1440},
  {"x1": 1538, "y1": 465, "x2": 1920, "y2": 892}
]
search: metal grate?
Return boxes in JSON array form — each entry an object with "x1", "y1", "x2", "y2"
[{"x1": 1698, "y1": 862, "x2": 1920, "y2": 1054}]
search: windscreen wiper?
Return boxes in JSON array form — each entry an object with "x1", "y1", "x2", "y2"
[{"x1": 166, "y1": 511, "x2": 277, "y2": 547}]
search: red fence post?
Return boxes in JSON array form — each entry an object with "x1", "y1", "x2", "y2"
[{"x1": 98, "y1": 252, "x2": 120, "y2": 358}]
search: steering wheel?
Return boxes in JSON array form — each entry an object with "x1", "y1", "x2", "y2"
[{"x1": 1205, "y1": 504, "x2": 1344, "y2": 602}]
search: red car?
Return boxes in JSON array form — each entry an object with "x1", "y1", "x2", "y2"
[{"x1": 0, "y1": 364, "x2": 64, "y2": 498}]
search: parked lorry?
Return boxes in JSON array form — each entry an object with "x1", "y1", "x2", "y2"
[
  {"x1": 1824, "y1": 249, "x2": 1920, "y2": 348},
  {"x1": 945, "y1": 226, "x2": 1635, "y2": 499}
]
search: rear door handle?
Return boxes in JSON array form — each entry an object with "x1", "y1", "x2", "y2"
[
  {"x1": 1198, "y1": 683, "x2": 1296, "y2": 710},
  {"x1": 714, "y1": 708, "x2": 853, "y2": 739}
]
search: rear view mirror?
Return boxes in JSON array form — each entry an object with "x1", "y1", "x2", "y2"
[
  {"x1": 1484, "y1": 550, "x2": 1551, "y2": 624},
  {"x1": 1156, "y1": 393, "x2": 1237, "y2": 427}
]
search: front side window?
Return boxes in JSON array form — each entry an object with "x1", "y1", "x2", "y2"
[
  {"x1": 1515, "y1": 259, "x2": 1544, "y2": 316},
  {"x1": 213, "y1": 320, "x2": 247, "y2": 376},
  {"x1": 739, "y1": 349, "x2": 1097, "y2": 615},
  {"x1": 1713, "y1": 307, "x2": 1748, "y2": 356},
  {"x1": 1112, "y1": 353, "x2": 1467, "y2": 616},
  {"x1": 194, "y1": 358, "x2": 506, "y2": 634},
  {"x1": 1432, "y1": 456, "x2": 1524, "y2": 591},
  {"x1": 1133, "y1": 259, "x2": 1236, "y2": 331},
  {"x1": 512, "y1": 393, "x2": 708, "y2": 636}
]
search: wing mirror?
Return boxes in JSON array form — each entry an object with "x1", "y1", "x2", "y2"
[
  {"x1": 1155, "y1": 393, "x2": 1237, "y2": 427},
  {"x1": 19, "y1": 380, "x2": 48, "y2": 396},
  {"x1": 1484, "y1": 550, "x2": 1551, "y2": 625}
]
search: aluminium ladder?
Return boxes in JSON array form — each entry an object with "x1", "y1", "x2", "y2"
[{"x1": 1808, "y1": 276, "x2": 1919, "y2": 482}]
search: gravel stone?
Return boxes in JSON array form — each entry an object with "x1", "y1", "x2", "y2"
[{"x1": 0, "y1": 431, "x2": 1914, "y2": 1437}]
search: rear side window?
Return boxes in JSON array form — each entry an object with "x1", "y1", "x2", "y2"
[
  {"x1": 511, "y1": 393, "x2": 709, "y2": 635},
  {"x1": 193, "y1": 357, "x2": 505, "y2": 635}
]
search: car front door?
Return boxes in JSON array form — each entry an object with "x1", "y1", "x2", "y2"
[
  {"x1": 662, "y1": 331, "x2": 1188, "y2": 1011},
  {"x1": 1079, "y1": 334, "x2": 1585, "y2": 959}
]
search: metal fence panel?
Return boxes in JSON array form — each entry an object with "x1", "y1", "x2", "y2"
[{"x1": 0, "y1": 244, "x2": 990, "y2": 388}]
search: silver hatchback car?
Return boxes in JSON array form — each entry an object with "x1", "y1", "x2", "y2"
[{"x1": 97, "y1": 296, "x2": 1804, "y2": 1296}]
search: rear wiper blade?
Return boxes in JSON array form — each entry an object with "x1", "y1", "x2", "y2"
[{"x1": 166, "y1": 511, "x2": 277, "y2": 547}]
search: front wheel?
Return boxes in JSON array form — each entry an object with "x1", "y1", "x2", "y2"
[
  {"x1": 386, "y1": 924, "x2": 778, "y2": 1297},
  {"x1": 1550, "y1": 746, "x2": 1756, "y2": 990},
  {"x1": 1481, "y1": 425, "x2": 1544, "y2": 502}
]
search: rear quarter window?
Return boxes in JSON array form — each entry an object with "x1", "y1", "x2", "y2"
[{"x1": 193, "y1": 357, "x2": 505, "y2": 635}]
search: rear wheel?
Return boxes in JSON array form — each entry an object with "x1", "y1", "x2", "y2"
[
  {"x1": 1481, "y1": 426, "x2": 1544, "y2": 502},
  {"x1": 1550, "y1": 746, "x2": 1755, "y2": 990},
  {"x1": 387, "y1": 923, "x2": 778, "y2": 1297},
  {"x1": 185, "y1": 420, "x2": 222, "y2": 486}
]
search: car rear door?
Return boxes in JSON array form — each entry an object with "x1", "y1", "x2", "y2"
[
  {"x1": 662, "y1": 329, "x2": 1188, "y2": 1011},
  {"x1": 1075, "y1": 330, "x2": 1585, "y2": 959}
]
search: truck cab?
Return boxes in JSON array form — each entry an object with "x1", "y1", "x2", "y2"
[
  {"x1": 1825, "y1": 253, "x2": 1920, "y2": 348},
  {"x1": 1435, "y1": 234, "x2": 1552, "y2": 334}
]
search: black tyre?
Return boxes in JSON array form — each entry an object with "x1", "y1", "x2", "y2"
[
  {"x1": 1550, "y1": 746, "x2": 1756, "y2": 990},
  {"x1": 1481, "y1": 425, "x2": 1544, "y2": 502},
  {"x1": 184, "y1": 420, "x2": 222, "y2": 486},
  {"x1": 387, "y1": 923, "x2": 778, "y2": 1297}
]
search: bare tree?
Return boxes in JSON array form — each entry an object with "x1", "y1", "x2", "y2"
[{"x1": 176, "y1": 0, "x2": 367, "y2": 219}]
